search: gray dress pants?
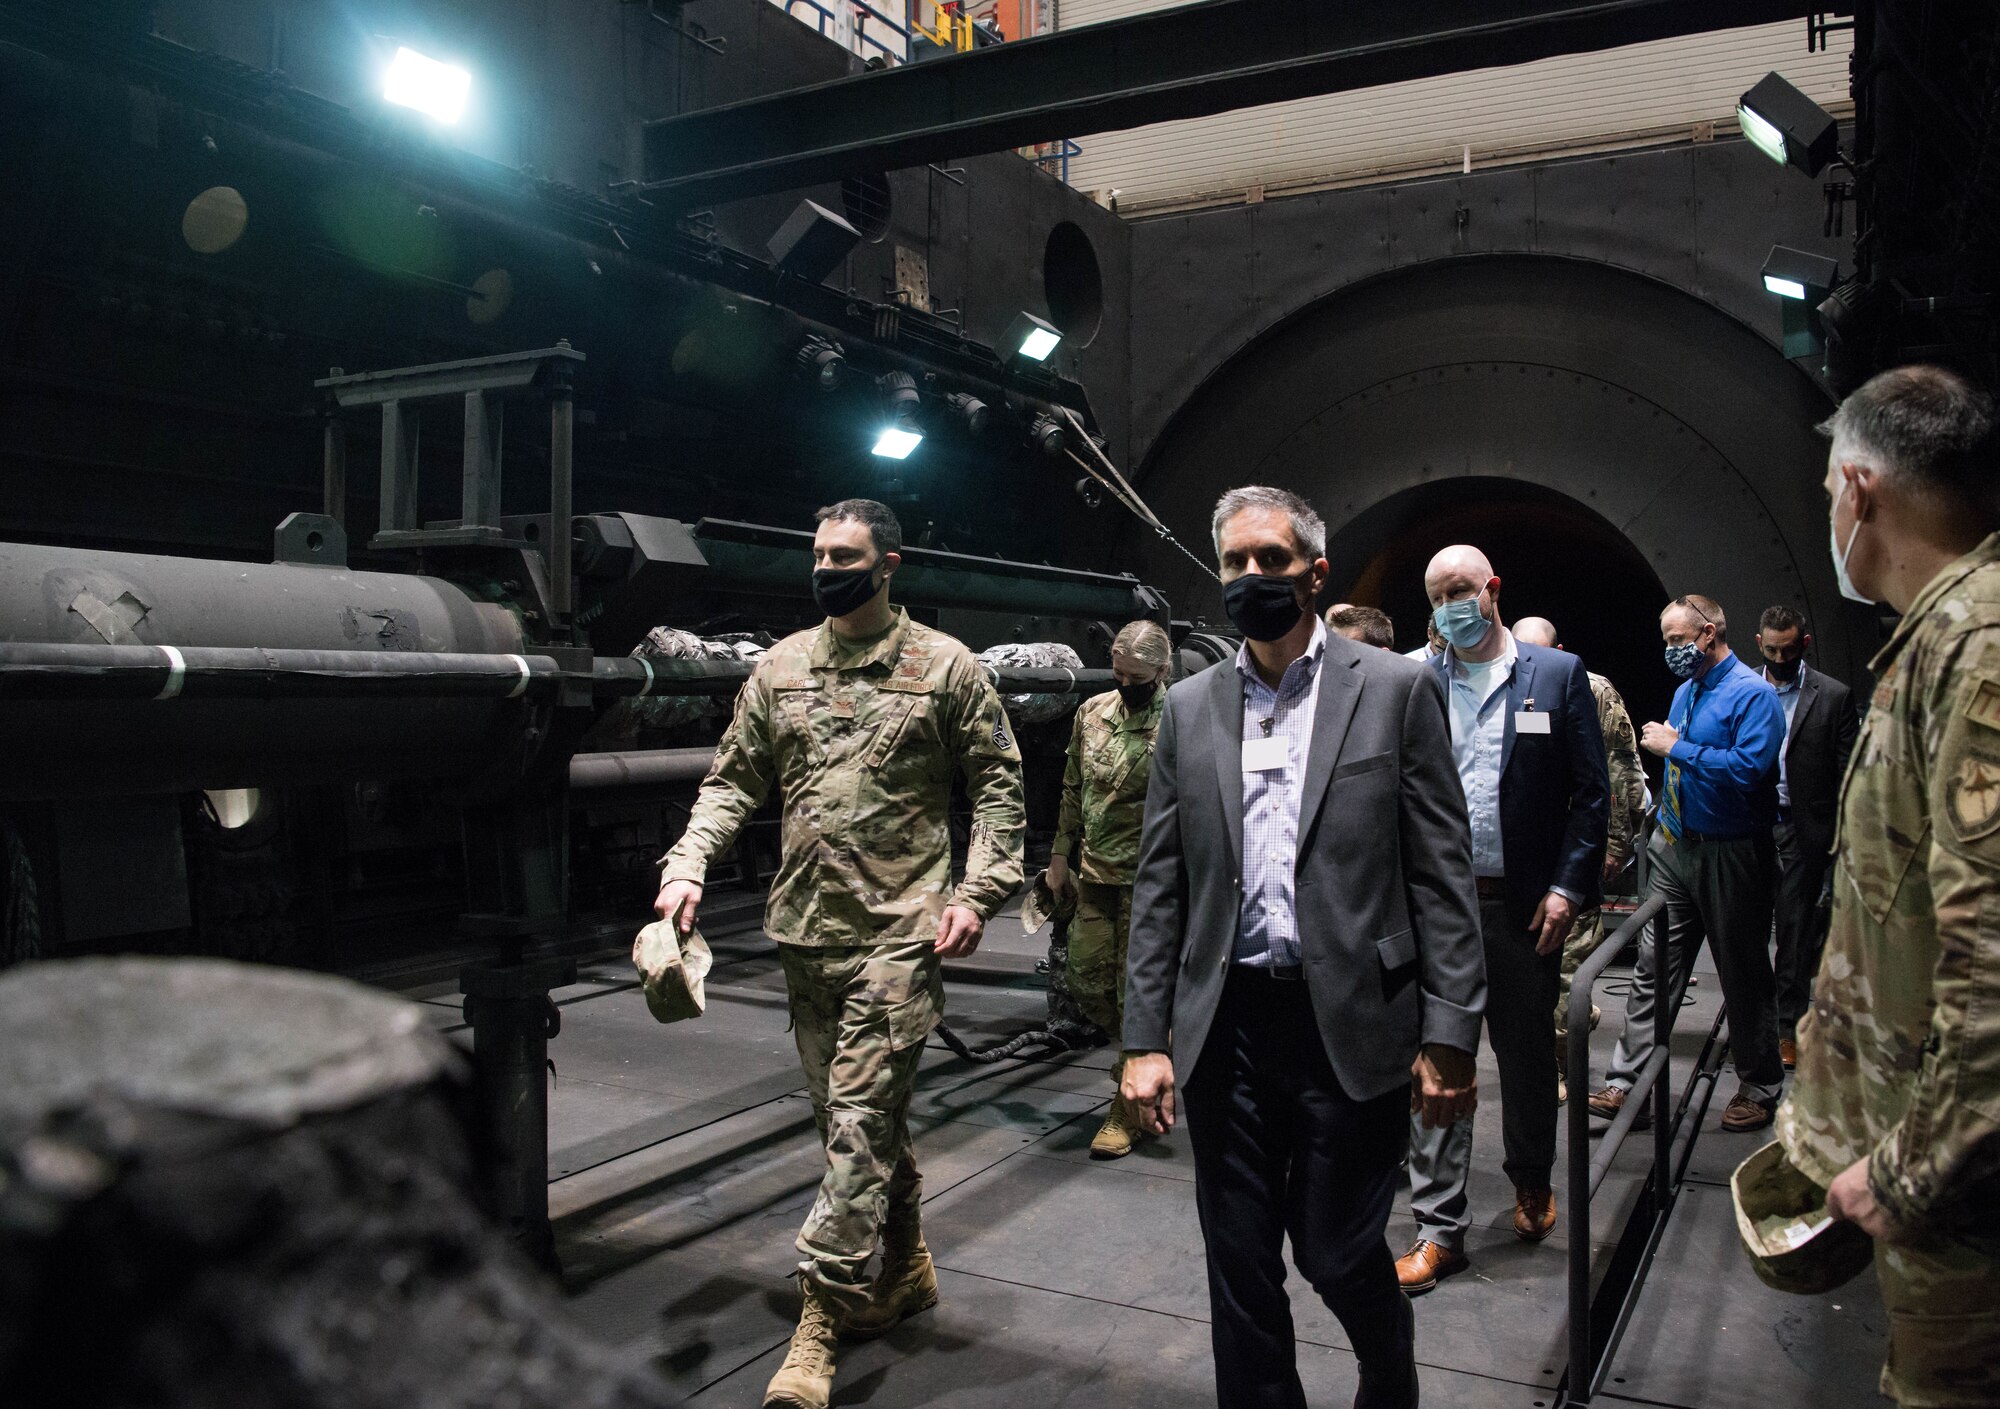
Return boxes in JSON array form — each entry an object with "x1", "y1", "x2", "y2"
[
  {"x1": 1603, "y1": 830, "x2": 1784, "y2": 1105},
  {"x1": 1408, "y1": 895, "x2": 1559, "y2": 1251}
]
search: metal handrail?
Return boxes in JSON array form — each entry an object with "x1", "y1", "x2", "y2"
[{"x1": 1559, "y1": 834, "x2": 1731, "y2": 1406}]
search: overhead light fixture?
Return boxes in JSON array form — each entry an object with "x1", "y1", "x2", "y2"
[
  {"x1": 1004, "y1": 311, "x2": 1063, "y2": 364},
  {"x1": 873, "y1": 372, "x2": 924, "y2": 459},
  {"x1": 1761, "y1": 245, "x2": 1839, "y2": 301},
  {"x1": 1028, "y1": 412, "x2": 1067, "y2": 459},
  {"x1": 796, "y1": 335, "x2": 847, "y2": 392},
  {"x1": 946, "y1": 392, "x2": 989, "y2": 436},
  {"x1": 1737, "y1": 72, "x2": 1839, "y2": 177},
  {"x1": 872, "y1": 427, "x2": 923, "y2": 459},
  {"x1": 769, "y1": 200, "x2": 862, "y2": 284},
  {"x1": 383, "y1": 46, "x2": 471, "y2": 124}
]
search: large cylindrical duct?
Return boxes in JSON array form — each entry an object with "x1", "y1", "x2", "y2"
[{"x1": 0, "y1": 543, "x2": 533, "y2": 797}]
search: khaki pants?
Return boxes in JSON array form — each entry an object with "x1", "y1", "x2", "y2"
[
  {"x1": 779, "y1": 938, "x2": 941, "y2": 1312},
  {"x1": 1068, "y1": 881, "x2": 1132, "y2": 1089},
  {"x1": 1876, "y1": 1232, "x2": 2000, "y2": 1405}
]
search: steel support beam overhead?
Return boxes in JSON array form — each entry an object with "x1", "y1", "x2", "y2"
[{"x1": 641, "y1": 0, "x2": 1824, "y2": 207}]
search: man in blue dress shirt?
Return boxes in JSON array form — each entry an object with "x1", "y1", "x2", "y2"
[{"x1": 1587, "y1": 593, "x2": 1788, "y2": 1132}]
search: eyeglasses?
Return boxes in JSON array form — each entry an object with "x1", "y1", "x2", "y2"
[{"x1": 1673, "y1": 596, "x2": 1718, "y2": 628}]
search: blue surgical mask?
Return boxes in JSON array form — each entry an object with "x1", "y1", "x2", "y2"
[
  {"x1": 1432, "y1": 595, "x2": 1491, "y2": 652},
  {"x1": 1664, "y1": 640, "x2": 1703, "y2": 678}
]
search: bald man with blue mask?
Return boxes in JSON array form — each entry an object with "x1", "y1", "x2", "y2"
[{"x1": 1396, "y1": 546, "x2": 1609, "y2": 1294}]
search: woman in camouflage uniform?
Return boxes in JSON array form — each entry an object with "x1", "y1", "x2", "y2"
[{"x1": 1047, "y1": 619, "x2": 1173, "y2": 1159}]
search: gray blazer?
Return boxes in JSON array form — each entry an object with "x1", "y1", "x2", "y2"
[{"x1": 1123, "y1": 633, "x2": 1487, "y2": 1101}]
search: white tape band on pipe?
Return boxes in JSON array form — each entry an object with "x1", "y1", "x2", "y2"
[
  {"x1": 506, "y1": 654, "x2": 531, "y2": 699},
  {"x1": 156, "y1": 645, "x2": 187, "y2": 700},
  {"x1": 638, "y1": 656, "x2": 657, "y2": 698}
]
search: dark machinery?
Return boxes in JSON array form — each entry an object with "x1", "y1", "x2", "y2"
[{"x1": 0, "y1": 344, "x2": 1177, "y2": 1264}]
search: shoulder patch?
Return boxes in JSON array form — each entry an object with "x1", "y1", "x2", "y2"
[
  {"x1": 992, "y1": 718, "x2": 1013, "y2": 752},
  {"x1": 1965, "y1": 678, "x2": 2000, "y2": 733},
  {"x1": 1947, "y1": 752, "x2": 2000, "y2": 842}
]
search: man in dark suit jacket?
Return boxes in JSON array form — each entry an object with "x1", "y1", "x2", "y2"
[
  {"x1": 1123, "y1": 487, "x2": 1486, "y2": 1409},
  {"x1": 1754, "y1": 606, "x2": 1860, "y2": 1065},
  {"x1": 1396, "y1": 547, "x2": 1610, "y2": 1293}
]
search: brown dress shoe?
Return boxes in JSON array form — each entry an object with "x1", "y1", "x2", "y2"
[
  {"x1": 1586, "y1": 1085, "x2": 1652, "y2": 1130},
  {"x1": 1394, "y1": 1238, "x2": 1468, "y2": 1294},
  {"x1": 1721, "y1": 1093, "x2": 1776, "y2": 1132},
  {"x1": 1780, "y1": 1037, "x2": 1798, "y2": 1069},
  {"x1": 1514, "y1": 1188, "x2": 1557, "y2": 1241}
]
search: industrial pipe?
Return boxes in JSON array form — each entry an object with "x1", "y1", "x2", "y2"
[
  {"x1": 591, "y1": 654, "x2": 1119, "y2": 699},
  {"x1": 690, "y1": 519, "x2": 1162, "y2": 622},
  {"x1": 0, "y1": 643, "x2": 559, "y2": 700},
  {"x1": 568, "y1": 748, "x2": 716, "y2": 791}
]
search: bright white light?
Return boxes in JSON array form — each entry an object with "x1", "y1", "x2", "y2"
[
  {"x1": 872, "y1": 427, "x2": 923, "y2": 459},
  {"x1": 384, "y1": 46, "x2": 471, "y2": 124},
  {"x1": 1764, "y1": 274, "x2": 1808, "y2": 300},
  {"x1": 1738, "y1": 102, "x2": 1788, "y2": 167},
  {"x1": 1017, "y1": 326, "x2": 1062, "y2": 361}
]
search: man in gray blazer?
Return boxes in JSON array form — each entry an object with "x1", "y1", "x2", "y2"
[{"x1": 1122, "y1": 486, "x2": 1487, "y2": 1409}]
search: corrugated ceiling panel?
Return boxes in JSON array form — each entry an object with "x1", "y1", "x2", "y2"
[
  {"x1": 1054, "y1": 0, "x2": 1194, "y2": 26},
  {"x1": 1050, "y1": 16, "x2": 1851, "y2": 210}
]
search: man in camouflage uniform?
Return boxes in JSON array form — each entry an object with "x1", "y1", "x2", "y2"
[
  {"x1": 1514, "y1": 618, "x2": 1649, "y2": 1099},
  {"x1": 654, "y1": 499, "x2": 1024, "y2": 1409},
  {"x1": 1775, "y1": 366, "x2": 2000, "y2": 1406},
  {"x1": 1046, "y1": 619, "x2": 1171, "y2": 1158}
]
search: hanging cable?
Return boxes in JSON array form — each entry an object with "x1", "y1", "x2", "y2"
[{"x1": 1057, "y1": 407, "x2": 1221, "y2": 584}]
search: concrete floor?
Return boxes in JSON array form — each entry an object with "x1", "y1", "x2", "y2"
[{"x1": 415, "y1": 899, "x2": 1891, "y2": 1408}]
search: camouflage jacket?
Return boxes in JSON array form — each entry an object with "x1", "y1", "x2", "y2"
[
  {"x1": 1589, "y1": 671, "x2": 1648, "y2": 866},
  {"x1": 661, "y1": 609, "x2": 1025, "y2": 946},
  {"x1": 1051, "y1": 688, "x2": 1164, "y2": 886},
  {"x1": 1779, "y1": 533, "x2": 2000, "y2": 1233}
]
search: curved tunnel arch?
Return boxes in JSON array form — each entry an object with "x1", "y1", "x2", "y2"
[{"x1": 1111, "y1": 253, "x2": 1869, "y2": 719}]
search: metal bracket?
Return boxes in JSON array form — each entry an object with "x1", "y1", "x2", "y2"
[
  {"x1": 316, "y1": 343, "x2": 585, "y2": 626},
  {"x1": 272, "y1": 512, "x2": 348, "y2": 568}
]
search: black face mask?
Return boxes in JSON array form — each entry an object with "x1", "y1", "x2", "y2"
[
  {"x1": 812, "y1": 564, "x2": 882, "y2": 618},
  {"x1": 1116, "y1": 680, "x2": 1158, "y2": 711},
  {"x1": 1223, "y1": 570, "x2": 1309, "y2": 642},
  {"x1": 1764, "y1": 656, "x2": 1802, "y2": 682}
]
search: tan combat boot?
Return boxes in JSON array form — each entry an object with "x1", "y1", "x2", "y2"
[
  {"x1": 764, "y1": 1282, "x2": 842, "y2": 1409},
  {"x1": 1090, "y1": 1095, "x2": 1140, "y2": 1159},
  {"x1": 842, "y1": 1228, "x2": 939, "y2": 1340}
]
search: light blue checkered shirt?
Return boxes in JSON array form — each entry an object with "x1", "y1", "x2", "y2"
[{"x1": 1233, "y1": 618, "x2": 1327, "y2": 968}]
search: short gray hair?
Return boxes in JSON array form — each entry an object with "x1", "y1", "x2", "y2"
[
  {"x1": 1210, "y1": 486, "x2": 1326, "y2": 561},
  {"x1": 1818, "y1": 365, "x2": 1999, "y2": 517}
]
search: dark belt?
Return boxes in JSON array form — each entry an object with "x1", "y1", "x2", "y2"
[
  {"x1": 1665, "y1": 827, "x2": 1756, "y2": 845},
  {"x1": 1475, "y1": 876, "x2": 1509, "y2": 898},
  {"x1": 1238, "y1": 962, "x2": 1305, "y2": 981}
]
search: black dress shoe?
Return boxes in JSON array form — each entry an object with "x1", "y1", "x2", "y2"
[{"x1": 1353, "y1": 1292, "x2": 1418, "y2": 1409}]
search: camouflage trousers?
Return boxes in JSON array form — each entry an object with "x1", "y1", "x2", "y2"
[
  {"x1": 1554, "y1": 906, "x2": 1609, "y2": 1078},
  {"x1": 1875, "y1": 1232, "x2": 2000, "y2": 1405},
  {"x1": 778, "y1": 938, "x2": 942, "y2": 1314},
  {"x1": 1068, "y1": 882, "x2": 1132, "y2": 1088}
]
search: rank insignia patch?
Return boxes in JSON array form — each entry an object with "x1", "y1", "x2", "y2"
[{"x1": 1967, "y1": 678, "x2": 2000, "y2": 733}]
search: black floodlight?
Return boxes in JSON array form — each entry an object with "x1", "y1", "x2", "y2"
[
  {"x1": 946, "y1": 392, "x2": 990, "y2": 436},
  {"x1": 872, "y1": 372, "x2": 923, "y2": 460},
  {"x1": 1003, "y1": 311, "x2": 1063, "y2": 364},
  {"x1": 769, "y1": 199, "x2": 862, "y2": 284},
  {"x1": 1738, "y1": 72, "x2": 1840, "y2": 177},
  {"x1": 795, "y1": 335, "x2": 847, "y2": 392},
  {"x1": 1028, "y1": 412, "x2": 1067, "y2": 458},
  {"x1": 1761, "y1": 245, "x2": 1840, "y2": 301}
]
